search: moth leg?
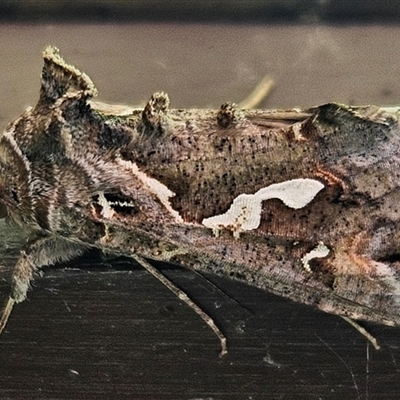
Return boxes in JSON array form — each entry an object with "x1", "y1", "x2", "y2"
[
  {"x1": 341, "y1": 316, "x2": 380, "y2": 350},
  {"x1": 0, "y1": 253, "x2": 36, "y2": 336},
  {"x1": 0, "y1": 297, "x2": 15, "y2": 335},
  {"x1": 238, "y1": 74, "x2": 274, "y2": 109},
  {"x1": 0, "y1": 236, "x2": 89, "y2": 335},
  {"x1": 132, "y1": 255, "x2": 228, "y2": 357}
]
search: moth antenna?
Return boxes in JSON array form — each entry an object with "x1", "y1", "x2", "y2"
[
  {"x1": 238, "y1": 74, "x2": 274, "y2": 109},
  {"x1": 340, "y1": 316, "x2": 380, "y2": 350},
  {"x1": 132, "y1": 255, "x2": 228, "y2": 357},
  {"x1": 0, "y1": 297, "x2": 15, "y2": 336}
]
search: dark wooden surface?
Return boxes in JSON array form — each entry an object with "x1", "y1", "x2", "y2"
[{"x1": 1, "y1": 23, "x2": 400, "y2": 399}]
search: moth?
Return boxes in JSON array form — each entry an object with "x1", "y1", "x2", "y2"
[{"x1": 1, "y1": 46, "x2": 400, "y2": 354}]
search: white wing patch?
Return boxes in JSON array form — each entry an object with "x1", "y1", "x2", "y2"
[
  {"x1": 117, "y1": 159, "x2": 184, "y2": 223},
  {"x1": 97, "y1": 192, "x2": 115, "y2": 219},
  {"x1": 301, "y1": 242, "x2": 330, "y2": 272},
  {"x1": 202, "y1": 178, "x2": 324, "y2": 237}
]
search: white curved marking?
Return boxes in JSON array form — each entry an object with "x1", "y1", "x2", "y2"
[
  {"x1": 301, "y1": 242, "x2": 330, "y2": 272},
  {"x1": 97, "y1": 192, "x2": 115, "y2": 219},
  {"x1": 117, "y1": 159, "x2": 183, "y2": 223},
  {"x1": 202, "y1": 178, "x2": 324, "y2": 236}
]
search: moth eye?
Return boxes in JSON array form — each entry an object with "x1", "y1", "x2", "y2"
[{"x1": 0, "y1": 202, "x2": 7, "y2": 218}]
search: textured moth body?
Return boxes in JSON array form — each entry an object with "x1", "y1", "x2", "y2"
[{"x1": 1, "y1": 47, "x2": 400, "y2": 345}]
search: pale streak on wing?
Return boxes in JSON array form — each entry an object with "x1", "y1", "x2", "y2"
[
  {"x1": 117, "y1": 159, "x2": 184, "y2": 223},
  {"x1": 202, "y1": 178, "x2": 324, "y2": 236}
]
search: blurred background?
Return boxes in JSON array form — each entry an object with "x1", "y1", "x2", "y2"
[
  {"x1": 1, "y1": 0, "x2": 400, "y2": 23},
  {"x1": 1, "y1": 2, "x2": 400, "y2": 399}
]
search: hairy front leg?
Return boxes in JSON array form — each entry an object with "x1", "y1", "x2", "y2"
[{"x1": 0, "y1": 236, "x2": 90, "y2": 334}]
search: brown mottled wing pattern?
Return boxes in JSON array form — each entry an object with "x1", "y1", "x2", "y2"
[
  {"x1": 1, "y1": 46, "x2": 400, "y2": 332},
  {"x1": 118, "y1": 103, "x2": 400, "y2": 326}
]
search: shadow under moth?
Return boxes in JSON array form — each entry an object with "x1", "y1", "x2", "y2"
[{"x1": 1, "y1": 46, "x2": 400, "y2": 354}]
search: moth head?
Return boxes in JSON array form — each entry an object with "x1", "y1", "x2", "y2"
[
  {"x1": 0, "y1": 47, "x2": 98, "y2": 230},
  {"x1": 0, "y1": 134, "x2": 32, "y2": 227}
]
